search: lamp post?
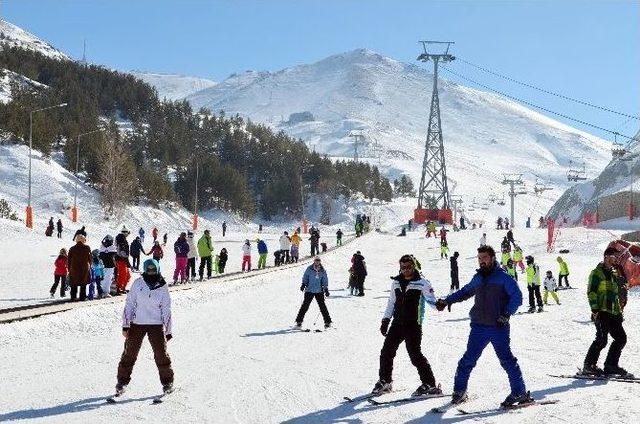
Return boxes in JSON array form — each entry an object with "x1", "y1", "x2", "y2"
[
  {"x1": 72, "y1": 128, "x2": 105, "y2": 222},
  {"x1": 27, "y1": 102, "x2": 68, "y2": 228},
  {"x1": 193, "y1": 160, "x2": 199, "y2": 230}
]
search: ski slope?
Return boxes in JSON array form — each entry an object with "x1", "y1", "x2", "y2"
[{"x1": 2, "y1": 225, "x2": 638, "y2": 423}]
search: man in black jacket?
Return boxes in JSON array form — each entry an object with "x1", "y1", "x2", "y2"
[
  {"x1": 372, "y1": 255, "x2": 441, "y2": 397},
  {"x1": 351, "y1": 251, "x2": 367, "y2": 296}
]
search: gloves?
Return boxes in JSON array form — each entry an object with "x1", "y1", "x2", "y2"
[
  {"x1": 166, "y1": 334, "x2": 173, "y2": 342},
  {"x1": 122, "y1": 328, "x2": 129, "y2": 338},
  {"x1": 300, "y1": 284, "x2": 306, "y2": 292},
  {"x1": 324, "y1": 288, "x2": 330, "y2": 297},
  {"x1": 435, "y1": 299, "x2": 448, "y2": 311},
  {"x1": 380, "y1": 318, "x2": 390, "y2": 336},
  {"x1": 591, "y1": 310, "x2": 599, "y2": 322},
  {"x1": 496, "y1": 315, "x2": 510, "y2": 327}
]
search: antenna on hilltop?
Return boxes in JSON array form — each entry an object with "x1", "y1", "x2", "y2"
[{"x1": 81, "y1": 38, "x2": 87, "y2": 65}]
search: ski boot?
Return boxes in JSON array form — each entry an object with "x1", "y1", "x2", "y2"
[
  {"x1": 371, "y1": 379, "x2": 392, "y2": 395},
  {"x1": 580, "y1": 364, "x2": 604, "y2": 377},
  {"x1": 163, "y1": 383, "x2": 174, "y2": 395},
  {"x1": 115, "y1": 383, "x2": 127, "y2": 396},
  {"x1": 603, "y1": 365, "x2": 634, "y2": 378},
  {"x1": 451, "y1": 390, "x2": 468, "y2": 405},
  {"x1": 527, "y1": 306, "x2": 535, "y2": 314},
  {"x1": 537, "y1": 306, "x2": 544, "y2": 313},
  {"x1": 293, "y1": 322, "x2": 302, "y2": 329},
  {"x1": 324, "y1": 322, "x2": 332, "y2": 329},
  {"x1": 412, "y1": 383, "x2": 442, "y2": 397},
  {"x1": 501, "y1": 391, "x2": 533, "y2": 408}
]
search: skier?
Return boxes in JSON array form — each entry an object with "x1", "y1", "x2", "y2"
[
  {"x1": 506, "y1": 229, "x2": 515, "y2": 247},
  {"x1": 501, "y1": 249, "x2": 511, "y2": 268},
  {"x1": 50, "y1": 248, "x2": 68, "y2": 298},
  {"x1": 440, "y1": 240, "x2": 449, "y2": 259},
  {"x1": 46, "y1": 217, "x2": 54, "y2": 237},
  {"x1": 372, "y1": 254, "x2": 441, "y2": 397},
  {"x1": 241, "y1": 239, "x2": 252, "y2": 272},
  {"x1": 501, "y1": 236, "x2": 512, "y2": 253},
  {"x1": 162, "y1": 233, "x2": 168, "y2": 246},
  {"x1": 294, "y1": 257, "x2": 332, "y2": 328},
  {"x1": 496, "y1": 217, "x2": 503, "y2": 230},
  {"x1": 115, "y1": 227, "x2": 132, "y2": 295},
  {"x1": 336, "y1": 229, "x2": 343, "y2": 246},
  {"x1": 351, "y1": 251, "x2": 367, "y2": 296},
  {"x1": 439, "y1": 226, "x2": 448, "y2": 243},
  {"x1": 257, "y1": 238, "x2": 268, "y2": 269},
  {"x1": 172, "y1": 232, "x2": 189, "y2": 284},
  {"x1": 450, "y1": 251, "x2": 460, "y2": 292},
  {"x1": 426, "y1": 221, "x2": 437, "y2": 238},
  {"x1": 56, "y1": 218, "x2": 63, "y2": 238},
  {"x1": 116, "y1": 259, "x2": 174, "y2": 397},
  {"x1": 504, "y1": 217, "x2": 510, "y2": 230},
  {"x1": 72, "y1": 225, "x2": 87, "y2": 242},
  {"x1": 88, "y1": 250, "x2": 105, "y2": 300},
  {"x1": 258, "y1": 223, "x2": 263, "y2": 233},
  {"x1": 149, "y1": 241, "x2": 164, "y2": 264},
  {"x1": 130, "y1": 236, "x2": 144, "y2": 272},
  {"x1": 309, "y1": 228, "x2": 320, "y2": 256},
  {"x1": 186, "y1": 231, "x2": 198, "y2": 282},
  {"x1": 99, "y1": 235, "x2": 117, "y2": 297},
  {"x1": 197, "y1": 230, "x2": 213, "y2": 281},
  {"x1": 479, "y1": 233, "x2": 487, "y2": 247},
  {"x1": 505, "y1": 259, "x2": 518, "y2": 282},
  {"x1": 543, "y1": 270, "x2": 560, "y2": 305},
  {"x1": 290, "y1": 230, "x2": 301, "y2": 263},
  {"x1": 459, "y1": 216, "x2": 466, "y2": 230},
  {"x1": 525, "y1": 255, "x2": 543, "y2": 313},
  {"x1": 218, "y1": 248, "x2": 228, "y2": 273},
  {"x1": 68, "y1": 234, "x2": 92, "y2": 301},
  {"x1": 582, "y1": 248, "x2": 630, "y2": 377},
  {"x1": 152, "y1": 227, "x2": 158, "y2": 242},
  {"x1": 557, "y1": 256, "x2": 571, "y2": 288},
  {"x1": 513, "y1": 245, "x2": 525, "y2": 273},
  {"x1": 435, "y1": 245, "x2": 531, "y2": 407},
  {"x1": 279, "y1": 231, "x2": 291, "y2": 264},
  {"x1": 526, "y1": 217, "x2": 531, "y2": 228},
  {"x1": 222, "y1": 221, "x2": 227, "y2": 237}
]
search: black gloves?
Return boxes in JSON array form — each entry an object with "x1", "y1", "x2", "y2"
[
  {"x1": 300, "y1": 284, "x2": 306, "y2": 292},
  {"x1": 380, "y1": 318, "x2": 390, "y2": 336},
  {"x1": 496, "y1": 315, "x2": 510, "y2": 327},
  {"x1": 166, "y1": 334, "x2": 173, "y2": 341},
  {"x1": 591, "y1": 311, "x2": 599, "y2": 322},
  {"x1": 324, "y1": 288, "x2": 330, "y2": 297},
  {"x1": 435, "y1": 299, "x2": 448, "y2": 311}
]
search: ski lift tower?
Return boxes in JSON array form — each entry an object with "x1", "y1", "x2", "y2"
[
  {"x1": 414, "y1": 40, "x2": 455, "y2": 224},
  {"x1": 348, "y1": 131, "x2": 365, "y2": 162},
  {"x1": 502, "y1": 173, "x2": 525, "y2": 227}
]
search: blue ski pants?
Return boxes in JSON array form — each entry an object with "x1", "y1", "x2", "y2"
[{"x1": 453, "y1": 324, "x2": 526, "y2": 395}]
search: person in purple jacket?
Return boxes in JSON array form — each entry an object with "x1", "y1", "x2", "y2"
[{"x1": 173, "y1": 232, "x2": 190, "y2": 285}]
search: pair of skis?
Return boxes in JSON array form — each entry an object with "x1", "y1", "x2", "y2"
[
  {"x1": 549, "y1": 370, "x2": 639, "y2": 384},
  {"x1": 106, "y1": 388, "x2": 174, "y2": 404},
  {"x1": 430, "y1": 397, "x2": 559, "y2": 415},
  {"x1": 343, "y1": 390, "x2": 448, "y2": 406}
]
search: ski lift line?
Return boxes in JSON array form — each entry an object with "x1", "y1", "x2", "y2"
[
  {"x1": 455, "y1": 57, "x2": 640, "y2": 121},
  {"x1": 440, "y1": 67, "x2": 637, "y2": 142}
]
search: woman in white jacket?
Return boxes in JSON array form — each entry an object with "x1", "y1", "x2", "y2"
[
  {"x1": 543, "y1": 270, "x2": 561, "y2": 305},
  {"x1": 115, "y1": 259, "x2": 174, "y2": 395}
]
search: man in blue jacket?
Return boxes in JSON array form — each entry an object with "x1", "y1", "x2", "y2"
[
  {"x1": 435, "y1": 245, "x2": 531, "y2": 408},
  {"x1": 294, "y1": 257, "x2": 332, "y2": 329}
]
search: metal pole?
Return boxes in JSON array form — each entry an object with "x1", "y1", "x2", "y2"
[
  {"x1": 74, "y1": 134, "x2": 80, "y2": 212},
  {"x1": 28, "y1": 111, "x2": 33, "y2": 208},
  {"x1": 193, "y1": 161, "x2": 199, "y2": 230},
  {"x1": 510, "y1": 182, "x2": 515, "y2": 227}
]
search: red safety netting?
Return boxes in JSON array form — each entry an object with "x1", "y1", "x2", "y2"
[{"x1": 413, "y1": 208, "x2": 453, "y2": 225}]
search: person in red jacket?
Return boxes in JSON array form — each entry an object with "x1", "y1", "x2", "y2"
[{"x1": 50, "y1": 248, "x2": 68, "y2": 298}]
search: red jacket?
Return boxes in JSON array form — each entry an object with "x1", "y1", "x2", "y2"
[{"x1": 54, "y1": 255, "x2": 68, "y2": 276}]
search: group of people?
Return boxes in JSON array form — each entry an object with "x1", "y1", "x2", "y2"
[{"x1": 45, "y1": 217, "x2": 64, "y2": 238}]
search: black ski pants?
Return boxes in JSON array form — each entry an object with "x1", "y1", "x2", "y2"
[
  {"x1": 50, "y1": 275, "x2": 66, "y2": 297},
  {"x1": 379, "y1": 322, "x2": 436, "y2": 386},
  {"x1": 186, "y1": 257, "x2": 196, "y2": 278},
  {"x1": 131, "y1": 254, "x2": 140, "y2": 271},
  {"x1": 199, "y1": 256, "x2": 212, "y2": 279},
  {"x1": 295, "y1": 292, "x2": 331, "y2": 325},
  {"x1": 558, "y1": 274, "x2": 569, "y2": 287},
  {"x1": 310, "y1": 243, "x2": 319, "y2": 256},
  {"x1": 528, "y1": 285, "x2": 543, "y2": 308},
  {"x1": 70, "y1": 283, "x2": 87, "y2": 301},
  {"x1": 450, "y1": 273, "x2": 460, "y2": 291},
  {"x1": 585, "y1": 312, "x2": 627, "y2": 368}
]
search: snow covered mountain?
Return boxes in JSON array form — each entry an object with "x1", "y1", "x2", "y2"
[
  {"x1": 548, "y1": 128, "x2": 640, "y2": 225},
  {"x1": 0, "y1": 19, "x2": 67, "y2": 60},
  {"x1": 130, "y1": 71, "x2": 216, "y2": 101},
  {"x1": 184, "y1": 48, "x2": 612, "y2": 223}
]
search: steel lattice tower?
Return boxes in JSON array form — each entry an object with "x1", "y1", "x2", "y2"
[{"x1": 416, "y1": 41, "x2": 455, "y2": 210}]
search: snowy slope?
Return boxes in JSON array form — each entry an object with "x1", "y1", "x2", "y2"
[
  {"x1": 1, "y1": 225, "x2": 635, "y2": 423},
  {"x1": 0, "y1": 19, "x2": 68, "y2": 60},
  {"x1": 186, "y1": 49, "x2": 612, "y2": 223},
  {"x1": 130, "y1": 71, "x2": 217, "y2": 101},
  {"x1": 548, "y1": 128, "x2": 640, "y2": 224},
  {"x1": 0, "y1": 68, "x2": 48, "y2": 103}
]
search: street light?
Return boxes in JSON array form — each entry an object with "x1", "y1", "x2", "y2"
[
  {"x1": 193, "y1": 160, "x2": 199, "y2": 230},
  {"x1": 27, "y1": 102, "x2": 68, "y2": 228},
  {"x1": 72, "y1": 127, "x2": 105, "y2": 222}
]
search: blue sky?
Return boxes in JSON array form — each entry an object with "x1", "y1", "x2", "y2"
[{"x1": 3, "y1": 0, "x2": 639, "y2": 142}]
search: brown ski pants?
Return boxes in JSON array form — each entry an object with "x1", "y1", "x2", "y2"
[{"x1": 117, "y1": 324, "x2": 174, "y2": 386}]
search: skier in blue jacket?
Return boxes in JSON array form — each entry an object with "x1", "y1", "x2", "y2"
[
  {"x1": 294, "y1": 257, "x2": 332, "y2": 329},
  {"x1": 435, "y1": 245, "x2": 532, "y2": 408}
]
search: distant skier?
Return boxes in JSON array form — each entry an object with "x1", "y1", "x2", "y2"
[
  {"x1": 138, "y1": 227, "x2": 145, "y2": 243},
  {"x1": 351, "y1": 251, "x2": 367, "y2": 296},
  {"x1": 294, "y1": 257, "x2": 332, "y2": 329},
  {"x1": 197, "y1": 229, "x2": 213, "y2": 281},
  {"x1": 46, "y1": 217, "x2": 54, "y2": 237},
  {"x1": 222, "y1": 221, "x2": 227, "y2": 237},
  {"x1": 115, "y1": 227, "x2": 132, "y2": 294},
  {"x1": 496, "y1": 217, "x2": 503, "y2": 230},
  {"x1": 450, "y1": 251, "x2": 460, "y2": 292},
  {"x1": 525, "y1": 255, "x2": 543, "y2": 313},
  {"x1": 152, "y1": 227, "x2": 158, "y2": 242},
  {"x1": 279, "y1": 231, "x2": 291, "y2": 264},
  {"x1": 513, "y1": 245, "x2": 525, "y2": 273},
  {"x1": 459, "y1": 216, "x2": 466, "y2": 230},
  {"x1": 309, "y1": 228, "x2": 320, "y2": 256},
  {"x1": 435, "y1": 245, "x2": 531, "y2": 407},
  {"x1": 290, "y1": 231, "x2": 301, "y2": 262},
  {"x1": 173, "y1": 232, "x2": 189, "y2": 284},
  {"x1": 186, "y1": 231, "x2": 198, "y2": 282},
  {"x1": 505, "y1": 259, "x2": 518, "y2": 282},
  {"x1": 218, "y1": 248, "x2": 228, "y2": 273},
  {"x1": 257, "y1": 238, "x2": 268, "y2": 269},
  {"x1": 56, "y1": 218, "x2": 63, "y2": 238},
  {"x1": 88, "y1": 250, "x2": 105, "y2": 300},
  {"x1": 372, "y1": 254, "x2": 440, "y2": 397},
  {"x1": 99, "y1": 235, "x2": 117, "y2": 297},
  {"x1": 241, "y1": 239, "x2": 252, "y2": 271},
  {"x1": 115, "y1": 259, "x2": 174, "y2": 397},
  {"x1": 479, "y1": 233, "x2": 487, "y2": 247},
  {"x1": 506, "y1": 229, "x2": 515, "y2": 247},
  {"x1": 504, "y1": 217, "x2": 510, "y2": 230},
  {"x1": 557, "y1": 256, "x2": 571, "y2": 288},
  {"x1": 501, "y1": 236, "x2": 512, "y2": 253},
  {"x1": 162, "y1": 233, "x2": 168, "y2": 246},
  {"x1": 543, "y1": 270, "x2": 560, "y2": 305},
  {"x1": 50, "y1": 248, "x2": 68, "y2": 298},
  {"x1": 149, "y1": 241, "x2": 164, "y2": 264},
  {"x1": 73, "y1": 225, "x2": 87, "y2": 242},
  {"x1": 439, "y1": 226, "x2": 448, "y2": 243},
  {"x1": 336, "y1": 229, "x2": 343, "y2": 246},
  {"x1": 581, "y1": 248, "x2": 630, "y2": 377},
  {"x1": 130, "y1": 236, "x2": 144, "y2": 272},
  {"x1": 440, "y1": 240, "x2": 449, "y2": 259}
]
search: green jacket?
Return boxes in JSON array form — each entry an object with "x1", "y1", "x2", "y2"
[
  {"x1": 506, "y1": 266, "x2": 517, "y2": 278},
  {"x1": 558, "y1": 259, "x2": 569, "y2": 276},
  {"x1": 513, "y1": 249, "x2": 523, "y2": 262},
  {"x1": 526, "y1": 264, "x2": 540, "y2": 286},
  {"x1": 587, "y1": 263, "x2": 621, "y2": 315},
  {"x1": 197, "y1": 234, "x2": 213, "y2": 257},
  {"x1": 501, "y1": 252, "x2": 511, "y2": 266}
]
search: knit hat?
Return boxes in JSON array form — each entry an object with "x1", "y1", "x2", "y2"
[{"x1": 143, "y1": 258, "x2": 160, "y2": 274}]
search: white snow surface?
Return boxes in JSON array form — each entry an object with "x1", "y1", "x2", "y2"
[
  {"x1": 182, "y1": 48, "x2": 612, "y2": 223},
  {"x1": 1, "y1": 222, "x2": 638, "y2": 422},
  {"x1": 0, "y1": 19, "x2": 68, "y2": 60},
  {"x1": 129, "y1": 71, "x2": 217, "y2": 102}
]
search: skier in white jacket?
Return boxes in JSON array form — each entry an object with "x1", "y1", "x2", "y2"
[
  {"x1": 242, "y1": 239, "x2": 252, "y2": 271},
  {"x1": 279, "y1": 231, "x2": 292, "y2": 264},
  {"x1": 115, "y1": 259, "x2": 174, "y2": 396},
  {"x1": 479, "y1": 233, "x2": 487, "y2": 247},
  {"x1": 186, "y1": 231, "x2": 198, "y2": 282},
  {"x1": 543, "y1": 270, "x2": 561, "y2": 305}
]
